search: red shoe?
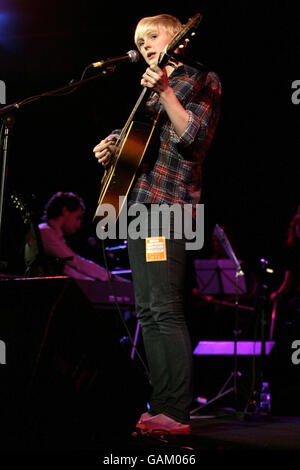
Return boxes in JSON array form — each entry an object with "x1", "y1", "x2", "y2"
[
  {"x1": 135, "y1": 412, "x2": 155, "y2": 429},
  {"x1": 136, "y1": 413, "x2": 191, "y2": 435}
]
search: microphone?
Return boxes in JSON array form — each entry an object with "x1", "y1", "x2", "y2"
[{"x1": 92, "y1": 50, "x2": 140, "y2": 68}]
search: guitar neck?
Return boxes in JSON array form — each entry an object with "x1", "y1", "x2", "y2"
[
  {"x1": 117, "y1": 86, "x2": 155, "y2": 147},
  {"x1": 119, "y1": 87, "x2": 150, "y2": 139}
]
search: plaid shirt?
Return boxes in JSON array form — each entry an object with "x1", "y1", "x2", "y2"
[{"x1": 111, "y1": 65, "x2": 221, "y2": 207}]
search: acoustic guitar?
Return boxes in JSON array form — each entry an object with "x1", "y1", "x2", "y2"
[{"x1": 93, "y1": 13, "x2": 203, "y2": 223}]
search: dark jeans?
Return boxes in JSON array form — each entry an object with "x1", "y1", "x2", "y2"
[{"x1": 127, "y1": 208, "x2": 193, "y2": 423}]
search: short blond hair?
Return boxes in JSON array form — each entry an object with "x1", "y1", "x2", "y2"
[{"x1": 134, "y1": 14, "x2": 183, "y2": 47}]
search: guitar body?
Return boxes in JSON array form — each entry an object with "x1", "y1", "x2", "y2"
[{"x1": 94, "y1": 117, "x2": 158, "y2": 222}]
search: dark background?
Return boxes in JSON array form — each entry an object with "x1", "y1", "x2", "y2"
[{"x1": 0, "y1": 0, "x2": 299, "y2": 285}]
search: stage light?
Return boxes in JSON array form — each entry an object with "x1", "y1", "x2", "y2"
[
  {"x1": 0, "y1": 9, "x2": 19, "y2": 47},
  {"x1": 0, "y1": 11, "x2": 11, "y2": 32}
]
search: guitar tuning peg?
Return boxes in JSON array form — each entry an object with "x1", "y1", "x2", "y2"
[
  {"x1": 179, "y1": 44, "x2": 185, "y2": 49},
  {"x1": 191, "y1": 32, "x2": 196, "y2": 36}
]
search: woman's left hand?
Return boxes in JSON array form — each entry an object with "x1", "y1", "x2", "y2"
[{"x1": 141, "y1": 66, "x2": 170, "y2": 94}]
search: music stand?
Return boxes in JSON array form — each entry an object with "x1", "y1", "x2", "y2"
[
  {"x1": 194, "y1": 259, "x2": 247, "y2": 296},
  {"x1": 192, "y1": 225, "x2": 245, "y2": 414}
]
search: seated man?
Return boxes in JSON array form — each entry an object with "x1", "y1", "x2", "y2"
[{"x1": 25, "y1": 191, "x2": 108, "y2": 280}]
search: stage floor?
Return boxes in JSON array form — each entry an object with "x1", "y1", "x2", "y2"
[{"x1": 2, "y1": 412, "x2": 300, "y2": 466}]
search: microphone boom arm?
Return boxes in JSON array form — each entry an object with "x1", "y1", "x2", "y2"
[{"x1": 0, "y1": 66, "x2": 116, "y2": 118}]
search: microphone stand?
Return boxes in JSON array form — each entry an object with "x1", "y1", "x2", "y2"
[
  {"x1": 244, "y1": 258, "x2": 273, "y2": 420},
  {"x1": 0, "y1": 111, "x2": 14, "y2": 268},
  {"x1": 0, "y1": 65, "x2": 115, "y2": 266}
]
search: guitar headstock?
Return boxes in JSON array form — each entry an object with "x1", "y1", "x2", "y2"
[
  {"x1": 158, "y1": 13, "x2": 203, "y2": 67},
  {"x1": 11, "y1": 191, "x2": 34, "y2": 225}
]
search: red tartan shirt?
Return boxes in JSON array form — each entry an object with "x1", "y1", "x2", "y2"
[{"x1": 110, "y1": 64, "x2": 221, "y2": 207}]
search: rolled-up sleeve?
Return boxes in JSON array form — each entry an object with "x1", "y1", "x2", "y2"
[
  {"x1": 170, "y1": 71, "x2": 221, "y2": 147},
  {"x1": 170, "y1": 106, "x2": 212, "y2": 146}
]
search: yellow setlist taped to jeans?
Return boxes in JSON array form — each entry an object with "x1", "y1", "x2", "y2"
[{"x1": 146, "y1": 236, "x2": 167, "y2": 262}]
